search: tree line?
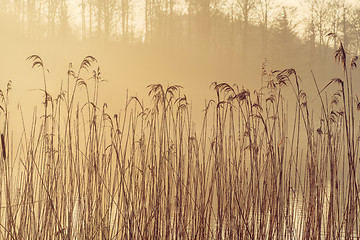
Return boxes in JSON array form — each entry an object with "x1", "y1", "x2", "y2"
[{"x1": 1, "y1": 0, "x2": 360, "y2": 72}]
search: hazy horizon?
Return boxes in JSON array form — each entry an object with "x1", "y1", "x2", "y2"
[{"x1": 2, "y1": 0, "x2": 360, "y2": 137}]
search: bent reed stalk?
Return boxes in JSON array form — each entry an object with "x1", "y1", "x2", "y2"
[{"x1": 0, "y1": 44, "x2": 358, "y2": 239}]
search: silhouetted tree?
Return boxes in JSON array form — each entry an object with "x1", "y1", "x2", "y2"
[
  {"x1": 104, "y1": 0, "x2": 118, "y2": 39},
  {"x1": 340, "y1": 0, "x2": 350, "y2": 49},
  {"x1": 92, "y1": 0, "x2": 119, "y2": 39},
  {"x1": 271, "y1": 6, "x2": 298, "y2": 67},
  {"x1": 257, "y1": 0, "x2": 276, "y2": 57},
  {"x1": 328, "y1": 0, "x2": 342, "y2": 49},
  {"x1": 184, "y1": 0, "x2": 195, "y2": 48},
  {"x1": 47, "y1": 0, "x2": 62, "y2": 38},
  {"x1": 144, "y1": 0, "x2": 153, "y2": 44},
  {"x1": 303, "y1": 0, "x2": 331, "y2": 63},
  {"x1": 166, "y1": 0, "x2": 175, "y2": 44},
  {"x1": 59, "y1": 0, "x2": 71, "y2": 39},
  {"x1": 348, "y1": 8, "x2": 360, "y2": 54},
  {"x1": 88, "y1": 0, "x2": 93, "y2": 38},
  {"x1": 120, "y1": 0, "x2": 131, "y2": 41},
  {"x1": 197, "y1": 0, "x2": 211, "y2": 46},
  {"x1": 228, "y1": 1, "x2": 238, "y2": 63},
  {"x1": 237, "y1": 0, "x2": 256, "y2": 69},
  {"x1": 81, "y1": 0, "x2": 86, "y2": 39}
]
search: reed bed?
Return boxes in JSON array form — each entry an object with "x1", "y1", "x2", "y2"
[{"x1": 0, "y1": 40, "x2": 359, "y2": 239}]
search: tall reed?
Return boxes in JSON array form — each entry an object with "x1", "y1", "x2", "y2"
[{"x1": 0, "y1": 43, "x2": 358, "y2": 239}]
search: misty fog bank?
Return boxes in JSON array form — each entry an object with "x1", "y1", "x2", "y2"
[{"x1": 1, "y1": 0, "x2": 360, "y2": 136}]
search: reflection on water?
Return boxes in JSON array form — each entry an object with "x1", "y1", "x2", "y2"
[{"x1": 207, "y1": 181, "x2": 358, "y2": 239}]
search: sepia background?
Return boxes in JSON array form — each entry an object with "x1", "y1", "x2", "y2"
[{"x1": 0, "y1": 0, "x2": 359, "y2": 239}]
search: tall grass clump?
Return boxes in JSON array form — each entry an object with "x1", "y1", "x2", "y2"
[{"x1": 0, "y1": 40, "x2": 358, "y2": 239}]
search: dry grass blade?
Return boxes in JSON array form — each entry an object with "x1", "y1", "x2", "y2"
[
  {"x1": 351, "y1": 56, "x2": 358, "y2": 69},
  {"x1": 1, "y1": 134, "x2": 5, "y2": 159},
  {"x1": 80, "y1": 56, "x2": 97, "y2": 71},
  {"x1": 26, "y1": 55, "x2": 44, "y2": 68},
  {"x1": 335, "y1": 42, "x2": 346, "y2": 71},
  {"x1": 0, "y1": 45, "x2": 359, "y2": 239}
]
